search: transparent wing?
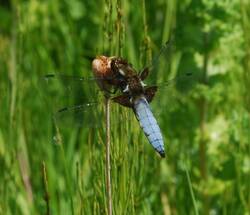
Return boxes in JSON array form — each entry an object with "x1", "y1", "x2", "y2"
[
  {"x1": 43, "y1": 73, "x2": 112, "y2": 82},
  {"x1": 145, "y1": 71, "x2": 199, "y2": 93},
  {"x1": 40, "y1": 72, "x2": 105, "y2": 104},
  {"x1": 40, "y1": 74, "x2": 134, "y2": 129},
  {"x1": 42, "y1": 73, "x2": 105, "y2": 97},
  {"x1": 146, "y1": 71, "x2": 199, "y2": 128},
  {"x1": 40, "y1": 69, "x2": 198, "y2": 129},
  {"x1": 52, "y1": 102, "x2": 105, "y2": 128},
  {"x1": 40, "y1": 73, "x2": 105, "y2": 128}
]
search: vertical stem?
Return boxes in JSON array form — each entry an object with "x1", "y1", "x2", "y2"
[
  {"x1": 240, "y1": 0, "x2": 250, "y2": 112},
  {"x1": 240, "y1": 2, "x2": 250, "y2": 212},
  {"x1": 103, "y1": 0, "x2": 113, "y2": 54},
  {"x1": 9, "y1": 1, "x2": 17, "y2": 128},
  {"x1": 185, "y1": 167, "x2": 199, "y2": 215},
  {"x1": 141, "y1": 0, "x2": 152, "y2": 66},
  {"x1": 42, "y1": 161, "x2": 50, "y2": 215},
  {"x1": 199, "y1": 32, "x2": 209, "y2": 215},
  {"x1": 105, "y1": 96, "x2": 112, "y2": 215},
  {"x1": 108, "y1": 0, "x2": 113, "y2": 54},
  {"x1": 116, "y1": 0, "x2": 123, "y2": 56}
]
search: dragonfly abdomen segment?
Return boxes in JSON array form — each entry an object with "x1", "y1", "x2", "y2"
[{"x1": 133, "y1": 97, "x2": 165, "y2": 158}]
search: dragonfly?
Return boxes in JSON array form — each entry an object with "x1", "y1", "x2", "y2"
[
  {"x1": 43, "y1": 49, "x2": 194, "y2": 158},
  {"x1": 92, "y1": 55, "x2": 166, "y2": 157}
]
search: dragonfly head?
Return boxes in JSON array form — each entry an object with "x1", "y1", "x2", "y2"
[{"x1": 92, "y1": 56, "x2": 112, "y2": 76}]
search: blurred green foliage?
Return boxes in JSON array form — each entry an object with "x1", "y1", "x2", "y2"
[{"x1": 1, "y1": 0, "x2": 250, "y2": 214}]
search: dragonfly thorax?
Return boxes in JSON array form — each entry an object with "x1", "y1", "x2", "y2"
[{"x1": 123, "y1": 75, "x2": 145, "y2": 94}]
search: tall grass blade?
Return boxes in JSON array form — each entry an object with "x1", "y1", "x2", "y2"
[{"x1": 105, "y1": 96, "x2": 112, "y2": 215}]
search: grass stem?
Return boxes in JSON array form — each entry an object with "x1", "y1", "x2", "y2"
[
  {"x1": 105, "y1": 96, "x2": 112, "y2": 215},
  {"x1": 185, "y1": 166, "x2": 199, "y2": 215},
  {"x1": 42, "y1": 161, "x2": 50, "y2": 215}
]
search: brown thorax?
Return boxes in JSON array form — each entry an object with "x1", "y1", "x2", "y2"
[{"x1": 92, "y1": 56, "x2": 157, "y2": 108}]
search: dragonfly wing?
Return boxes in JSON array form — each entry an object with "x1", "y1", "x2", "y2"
[
  {"x1": 144, "y1": 86, "x2": 158, "y2": 103},
  {"x1": 43, "y1": 73, "x2": 97, "y2": 81},
  {"x1": 138, "y1": 71, "x2": 198, "y2": 142},
  {"x1": 52, "y1": 102, "x2": 105, "y2": 128},
  {"x1": 112, "y1": 94, "x2": 133, "y2": 108},
  {"x1": 145, "y1": 72, "x2": 196, "y2": 91},
  {"x1": 139, "y1": 67, "x2": 150, "y2": 80},
  {"x1": 41, "y1": 73, "x2": 109, "y2": 100},
  {"x1": 39, "y1": 73, "x2": 106, "y2": 128},
  {"x1": 40, "y1": 74, "x2": 136, "y2": 129}
]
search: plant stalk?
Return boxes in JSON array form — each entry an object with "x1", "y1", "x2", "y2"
[
  {"x1": 199, "y1": 32, "x2": 209, "y2": 215},
  {"x1": 105, "y1": 96, "x2": 112, "y2": 215},
  {"x1": 42, "y1": 161, "x2": 50, "y2": 215}
]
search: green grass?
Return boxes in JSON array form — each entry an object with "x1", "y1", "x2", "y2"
[{"x1": 1, "y1": 0, "x2": 250, "y2": 214}]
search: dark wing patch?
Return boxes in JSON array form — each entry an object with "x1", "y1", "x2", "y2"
[
  {"x1": 144, "y1": 86, "x2": 158, "y2": 103},
  {"x1": 112, "y1": 95, "x2": 132, "y2": 108},
  {"x1": 140, "y1": 67, "x2": 149, "y2": 80}
]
